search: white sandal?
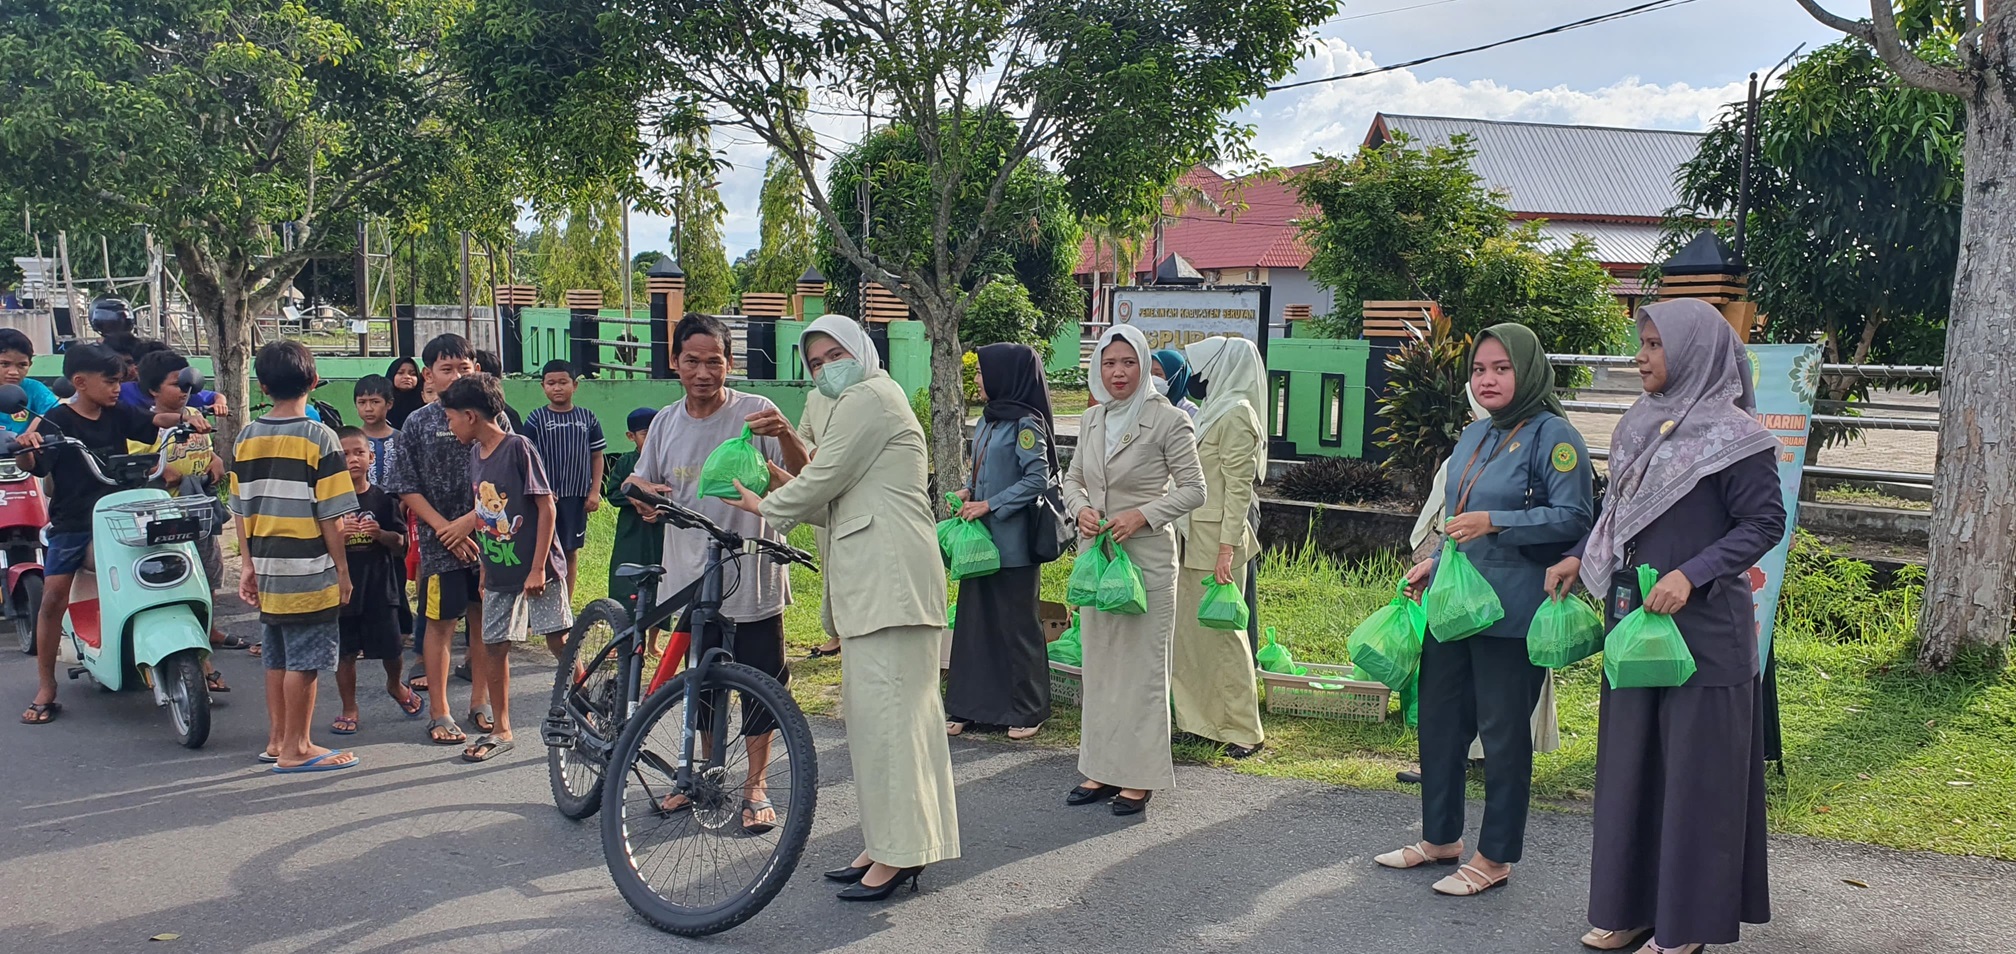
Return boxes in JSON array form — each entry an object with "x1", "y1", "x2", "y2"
[
  {"x1": 1582, "y1": 928, "x2": 1650, "y2": 950},
  {"x1": 1374, "y1": 841, "x2": 1462, "y2": 869},
  {"x1": 1432, "y1": 862, "x2": 1510, "y2": 896},
  {"x1": 1006, "y1": 723, "x2": 1043, "y2": 740}
]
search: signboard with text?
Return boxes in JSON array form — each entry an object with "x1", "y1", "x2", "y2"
[
  {"x1": 1107, "y1": 286, "x2": 1270, "y2": 355},
  {"x1": 1743, "y1": 343, "x2": 1823, "y2": 663}
]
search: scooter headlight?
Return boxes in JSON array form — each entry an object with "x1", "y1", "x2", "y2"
[{"x1": 134, "y1": 553, "x2": 192, "y2": 588}]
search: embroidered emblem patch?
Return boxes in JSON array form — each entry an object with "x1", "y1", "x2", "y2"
[
  {"x1": 1018, "y1": 428, "x2": 1036, "y2": 451},
  {"x1": 1551, "y1": 443, "x2": 1578, "y2": 473}
]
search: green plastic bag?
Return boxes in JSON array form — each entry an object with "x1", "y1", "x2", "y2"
[
  {"x1": 696, "y1": 425, "x2": 770, "y2": 500},
  {"x1": 1603, "y1": 565, "x2": 1698, "y2": 689},
  {"x1": 1255, "y1": 626, "x2": 1305, "y2": 676},
  {"x1": 1196, "y1": 577, "x2": 1249, "y2": 631},
  {"x1": 1046, "y1": 611, "x2": 1082, "y2": 665},
  {"x1": 1527, "y1": 592, "x2": 1605, "y2": 669},
  {"x1": 1423, "y1": 545, "x2": 1504, "y2": 642},
  {"x1": 1065, "y1": 531, "x2": 1110, "y2": 606},
  {"x1": 939, "y1": 494, "x2": 1001, "y2": 581},
  {"x1": 1346, "y1": 579, "x2": 1426, "y2": 691},
  {"x1": 946, "y1": 602, "x2": 957, "y2": 629},
  {"x1": 1095, "y1": 537, "x2": 1148, "y2": 615}
]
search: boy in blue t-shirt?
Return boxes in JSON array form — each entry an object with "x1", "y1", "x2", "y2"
[{"x1": 0, "y1": 329, "x2": 59, "y2": 435}]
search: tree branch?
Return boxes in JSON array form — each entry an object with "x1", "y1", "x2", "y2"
[{"x1": 1795, "y1": 0, "x2": 1969, "y2": 96}]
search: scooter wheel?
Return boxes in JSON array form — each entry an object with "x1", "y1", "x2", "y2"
[
  {"x1": 164, "y1": 650, "x2": 211, "y2": 749},
  {"x1": 13, "y1": 573, "x2": 40, "y2": 655}
]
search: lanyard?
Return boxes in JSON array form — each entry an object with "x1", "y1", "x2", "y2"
[{"x1": 1451, "y1": 419, "x2": 1528, "y2": 518}]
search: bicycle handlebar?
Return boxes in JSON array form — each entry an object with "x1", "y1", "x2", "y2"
[{"x1": 622, "y1": 483, "x2": 817, "y2": 570}]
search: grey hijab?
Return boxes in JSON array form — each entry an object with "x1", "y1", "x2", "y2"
[{"x1": 1579, "y1": 298, "x2": 1780, "y2": 594}]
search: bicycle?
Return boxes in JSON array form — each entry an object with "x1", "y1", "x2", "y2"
[{"x1": 540, "y1": 483, "x2": 819, "y2": 936}]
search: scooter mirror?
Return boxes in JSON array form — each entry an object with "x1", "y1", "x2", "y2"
[
  {"x1": 0, "y1": 384, "x2": 27, "y2": 417},
  {"x1": 175, "y1": 366, "x2": 206, "y2": 394}
]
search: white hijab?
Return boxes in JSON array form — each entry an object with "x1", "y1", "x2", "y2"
[
  {"x1": 1409, "y1": 384, "x2": 1493, "y2": 549},
  {"x1": 1089, "y1": 325, "x2": 1160, "y2": 460},
  {"x1": 1185, "y1": 335, "x2": 1269, "y2": 480},
  {"x1": 799, "y1": 313, "x2": 883, "y2": 378}
]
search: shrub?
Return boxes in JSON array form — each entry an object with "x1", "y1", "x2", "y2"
[
  {"x1": 1274, "y1": 457, "x2": 1396, "y2": 506},
  {"x1": 1374, "y1": 311, "x2": 1471, "y2": 498},
  {"x1": 962, "y1": 275, "x2": 1046, "y2": 350}
]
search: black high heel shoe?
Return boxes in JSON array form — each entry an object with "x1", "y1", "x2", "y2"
[
  {"x1": 823, "y1": 862, "x2": 872, "y2": 883},
  {"x1": 836, "y1": 865, "x2": 924, "y2": 901}
]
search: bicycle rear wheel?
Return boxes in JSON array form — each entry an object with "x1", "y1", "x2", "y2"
[
  {"x1": 547, "y1": 598, "x2": 630, "y2": 820},
  {"x1": 600, "y1": 662, "x2": 817, "y2": 936}
]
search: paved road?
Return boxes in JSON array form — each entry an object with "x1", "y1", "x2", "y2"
[{"x1": 3, "y1": 611, "x2": 2010, "y2": 954}]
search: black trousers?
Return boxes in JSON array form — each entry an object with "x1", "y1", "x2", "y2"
[{"x1": 1418, "y1": 632, "x2": 1547, "y2": 863}]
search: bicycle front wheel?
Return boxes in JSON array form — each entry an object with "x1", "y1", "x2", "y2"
[{"x1": 599, "y1": 662, "x2": 817, "y2": 936}]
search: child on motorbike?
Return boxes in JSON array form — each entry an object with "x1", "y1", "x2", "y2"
[
  {"x1": 16, "y1": 344, "x2": 202, "y2": 725},
  {"x1": 134, "y1": 348, "x2": 242, "y2": 689},
  {"x1": 0, "y1": 329, "x2": 59, "y2": 436}
]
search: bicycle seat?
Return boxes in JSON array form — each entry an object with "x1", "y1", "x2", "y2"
[{"x1": 614, "y1": 563, "x2": 666, "y2": 582}]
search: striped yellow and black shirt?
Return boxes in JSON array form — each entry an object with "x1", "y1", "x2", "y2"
[{"x1": 229, "y1": 416, "x2": 359, "y2": 624}]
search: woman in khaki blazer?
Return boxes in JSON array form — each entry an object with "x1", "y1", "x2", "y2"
[
  {"x1": 1169, "y1": 335, "x2": 1268, "y2": 757},
  {"x1": 1062, "y1": 324, "x2": 1208, "y2": 817},
  {"x1": 728, "y1": 315, "x2": 958, "y2": 902}
]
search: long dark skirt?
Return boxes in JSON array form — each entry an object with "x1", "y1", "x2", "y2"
[
  {"x1": 944, "y1": 564, "x2": 1050, "y2": 727},
  {"x1": 1588, "y1": 677, "x2": 1771, "y2": 946}
]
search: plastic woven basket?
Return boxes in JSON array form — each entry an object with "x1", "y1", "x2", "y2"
[
  {"x1": 1260, "y1": 663, "x2": 1392, "y2": 723},
  {"x1": 1048, "y1": 661, "x2": 1084, "y2": 706}
]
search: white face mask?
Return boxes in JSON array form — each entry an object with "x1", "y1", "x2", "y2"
[{"x1": 1151, "y1": 377, "x2": 1169, "y2": 397}]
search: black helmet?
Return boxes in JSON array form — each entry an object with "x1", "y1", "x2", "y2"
[{"x1": 89, "y1": 297, "x2": 133, "y2": 336}]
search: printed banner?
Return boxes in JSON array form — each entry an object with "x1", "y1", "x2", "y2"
[{"x1": 1743, "y1": 343, "x2": 1823, "y2": 662}]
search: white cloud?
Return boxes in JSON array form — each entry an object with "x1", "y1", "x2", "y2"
[{"x1": 1246, "y1": 38, "x2": 1751, "y2": 166}]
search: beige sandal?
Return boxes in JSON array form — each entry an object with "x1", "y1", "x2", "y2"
[
  {"x1": 1006, "y1": 723, "x2": 1042, "y2": 740},
  {"x1": 1374, "y1": 841, "x2": 1462, "y2": 869},
  {"x1": 1635, "y1": 944, "x2": 1702, "y2": 954},
  {"x1": 945, "y1": 720, "x2": 968, "y2": 737},
  {"x1": 1432, "y1": 862, "x2": 1510, "y2": 896},
  {"x1": 1582, "y1": 928, "x2": 1650, "y2": 950}
]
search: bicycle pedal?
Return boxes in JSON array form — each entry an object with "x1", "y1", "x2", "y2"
[
  {"x1": 540, "y1": 711, "x2": 576, "y2": 748},
  {"x1": 67, "y1": 667, "x2": 86, "y2": 680}
]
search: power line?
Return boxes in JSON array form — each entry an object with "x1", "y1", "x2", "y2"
[
  {"x1": 1319, "y1": 0, "x2": 1465, "y2": 27},
  {"x1": 1270, "y1": 0, "x2": 1705, "y2": 92}
]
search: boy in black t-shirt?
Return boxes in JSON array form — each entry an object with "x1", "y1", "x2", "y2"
[
  {"x1": 332, "y1": 427, "x2": 423, "y2": 734},
  {"x1": 14, "y1": 344, "x2": 202, "y2": 725}
]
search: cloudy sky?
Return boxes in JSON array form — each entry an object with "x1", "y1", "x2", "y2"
[{"x1": 629, "y1": 0, "x2": 1844, "y2": 261}]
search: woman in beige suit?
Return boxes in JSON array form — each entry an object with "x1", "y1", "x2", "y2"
[
  {"x1": 1062, "y1": 324, "x2": 1208, "y2": 816},
  {"x1": 1169, "y1": 335, "x2": 1268, "y2": 758},
  {"x1": 727, "y1": 315, "x2": 959, "y2": 902}
]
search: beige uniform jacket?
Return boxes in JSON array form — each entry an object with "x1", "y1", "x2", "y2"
[{"x1": 1181, "y1": 410, "x2": 1263, "y2": 571}]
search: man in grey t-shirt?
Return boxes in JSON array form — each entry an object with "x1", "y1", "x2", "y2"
[{"x1": 623, "y1": 315, "x2": 795, "y2": 832}]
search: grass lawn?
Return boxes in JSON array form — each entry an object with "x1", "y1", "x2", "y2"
[
  {"x1": 1051, "y1": 387, "x2": 1090, "y2": 417},
  {"x1": 571, "y1": 508, "x2": 2016, "y2": 861}
]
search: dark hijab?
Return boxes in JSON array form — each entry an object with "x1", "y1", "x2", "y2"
[
  {"x1": 1472, "y1": 322, "x2": 1567, "y2": 428},
  {"x1": 976, "y1": 342, "x2": 1057, "y2": 472},
  {"x1": 386, "y1": 356, "x2": 424, "y2": 428}
]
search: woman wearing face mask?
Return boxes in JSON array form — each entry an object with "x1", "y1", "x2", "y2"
[
  {"x1": 1061, "y1": 325, "x2": 1208, "y2": 817},
  {"x1": 1167, "y1": 335, "x2": 1268, "y2": 759},
  {"x1": 943, "y1": 343, "x2": 1058, "y2": 741},
  {"x1": 1150, "y1": 349, "x2": 1199, "y2": 417},
  {"x1": 1376, "y1": 323, "x2": 1593, "y2": 897},
  {"x1": 726, "y1": 315, "x2": 958, "y2": 902},
  {"x1": 1548, "y1": 300, "x2": 1784, "y2": 954}
]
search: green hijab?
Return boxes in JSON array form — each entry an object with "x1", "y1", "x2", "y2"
[{"x1": 1472, "y1": 322, "x2": 1566, "y2": 428}]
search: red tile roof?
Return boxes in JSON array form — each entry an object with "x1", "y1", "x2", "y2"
[{"x1": 1075, "y1": 165, "x2": 1316, "y2": 276}]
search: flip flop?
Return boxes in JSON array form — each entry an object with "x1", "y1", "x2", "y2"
[
  {"x1": 271, "y1": 751, "x2": 358, "y2": 774},
  {"x1": 247, "y1": 643, "x2": 263, "y2": 657},
  {"x1": 468, "y1": 705, "x2": 495, "y2": 734},
  {"x1": 257, "y1": 750, "x2": 280, "y2": 763},
  {"x1": 20, "y1": 701, "x2": 61, "y2": 725},
  {"x1": 211, "y1": 633, "x2": 251, "y2": 650},
  {"x1": 331, "y1": 715, "x2": 359, "y2": 735},
  {"x1": 205, "y1": 670, "x2": 231, "y2": 693},
  {"x1": 407, "y1": 675, "x2": 430, "y2": 692},
  {"x1": 427, "y1": 717, "x2": 466, "y2": 745},
  {"x1": 741, "y1": 798, "x2": 778, "y2": 836},
  {"x1": 396, "y1": 689, "x2": 425, "y2": 717},
  {"x1": 462, "y1": 735, "x2": 514, "y2": 763}
]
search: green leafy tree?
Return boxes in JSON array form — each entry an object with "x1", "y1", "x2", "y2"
[
  {"x1": 532, "y1": 189, "x2": 625, "y2": 303},
  {"x1": 1664, "y1": 39, "x2": 1959, "y2": 460},
  {"x1": 1298, "y1": 134, "x2": 1627, "y2": 356},
  {"x1": 456, "y1": 0, "x2": 1335, "y2": 494},
  {"x1": 1795, "y1": 0, "x2": 2016, "y2": 667},
  {"x1": 962, "y1": 275, "x2": 1047, "y2": 352},
  {"x1": 672, "y1": 126, "x2": 734, "y2": 313},
  {"x1": 0, "y1": 0, "x2": 514, "y2": 448},
  {"x1": 747, "y1": 94, "x2": 819, "y2": 298},
  {"x1": 729, "y1": 248, "x2": 760, "y2": 307}
]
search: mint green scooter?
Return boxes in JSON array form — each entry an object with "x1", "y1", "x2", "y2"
[{"x1": 0, "y1": 377, "x2": 216, "y2": 747}]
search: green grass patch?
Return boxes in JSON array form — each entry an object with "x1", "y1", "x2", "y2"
[
  {"x1": 570, "y1": 510, "x2": 2016, "y2": 859},
  {"x1": 1815, "y1": 487, "x2": 1932, "y2": 511}
]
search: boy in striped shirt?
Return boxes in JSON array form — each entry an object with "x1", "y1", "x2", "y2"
[
  {"x1": 523, "y1": 359, "x2": 605, "y2": 593},
  {"x1": 232, "y1": 340, "x2": 360, "y2": 773}
]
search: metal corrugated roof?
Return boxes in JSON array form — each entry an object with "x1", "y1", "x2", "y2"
[
  {"x1": 1369, "y1": 114, "x2": 1703, "y2": 219},
  {"x1": 1534, "y1": 220, "x2": 1668, "y2": 267}
]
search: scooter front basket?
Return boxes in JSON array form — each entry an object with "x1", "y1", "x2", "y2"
[{"x1": 104, "y1": 500, "x2": 214, "y2": 548}]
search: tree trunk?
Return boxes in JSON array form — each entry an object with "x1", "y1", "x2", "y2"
[
  {"x1": 1917, "y1": 78, "x2": 2016, "y2": 669},
  {"x1": 172, "y1": 242, "x2": 258, "y2": 461},
  {"x1": 915, "y1": 296, "x2": 969, "y2": 504}
]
